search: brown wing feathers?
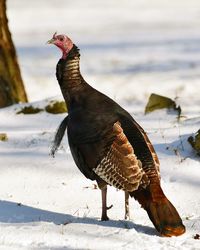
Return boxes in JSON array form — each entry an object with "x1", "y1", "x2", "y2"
[
  {"x1": 130, "y1": 120, "x2": 161, "y2": 181},
  {"x1": 94, "y1": 122, "x2": 149, "y2": 192},
  {"x1": 140, "y1": 128, "x2": 160, "y2": 178}
]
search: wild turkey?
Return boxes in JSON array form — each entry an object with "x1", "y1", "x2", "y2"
[{"x1": 47, "y1": 33, "x2": 185, "y2": 237}]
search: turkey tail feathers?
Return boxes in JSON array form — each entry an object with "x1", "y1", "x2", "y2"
[
  {"x1": 131, "y1": 184, "x2": 185, "y2": 237},
  {"x1": 146, "y1": 197, "x2": 186, "y2": 237},
  {"x1": 51, "y1": 116, "x2": 68, "y2": 157}
]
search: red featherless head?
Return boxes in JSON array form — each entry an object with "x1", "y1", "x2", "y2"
[{"x1": 47, "y1": 32, "x2": 73, "y2": 59}]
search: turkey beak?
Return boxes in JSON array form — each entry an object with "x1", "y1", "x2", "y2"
[{"x1": 46, "y1": 38, "x2": 55, "y2": 44}]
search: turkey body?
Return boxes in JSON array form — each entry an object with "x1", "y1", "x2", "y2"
[
  {"x1": 53, "y1": 45, "x2": 185, "y2": 237},
  {"x1": 67, "y1": 86, "x2": 142, "y2": 182}
]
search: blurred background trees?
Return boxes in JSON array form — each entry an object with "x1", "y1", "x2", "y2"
[{"x1": 0, "y1": 0, "x2": 27, "y2": 108}]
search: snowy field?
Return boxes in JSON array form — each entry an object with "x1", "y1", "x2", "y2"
[{"x1": 0, "y1": 0, "x2": 200, "y2": 249}]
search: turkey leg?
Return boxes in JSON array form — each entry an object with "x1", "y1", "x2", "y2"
[
  {"x1": 101, "y1": 185, "x2": 113, "y2": 221},
  {"x1": 124, "y1": 191, "x2": 130, "y2": 220}
]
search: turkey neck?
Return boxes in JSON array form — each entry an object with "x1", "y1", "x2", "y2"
[{"x1": 56, "y1": 45, "x2": 87, "y2": 108}]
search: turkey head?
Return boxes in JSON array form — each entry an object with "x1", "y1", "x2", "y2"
[{"x1": 47, "y1": 32, "x2": 73, "y2": 59}]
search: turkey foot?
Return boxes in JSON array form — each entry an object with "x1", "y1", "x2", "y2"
[{"x1": 107, "y1": 204, "x2": 113, "y2": 210}]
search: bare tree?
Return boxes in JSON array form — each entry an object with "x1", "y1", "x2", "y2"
[{"x1": 0, "y1": 0, "x2": 28, "y2": 108}]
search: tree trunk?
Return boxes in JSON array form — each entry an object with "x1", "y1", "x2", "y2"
[{"x1": 0, "y1": 0, "x2": 28, "y2": 108}]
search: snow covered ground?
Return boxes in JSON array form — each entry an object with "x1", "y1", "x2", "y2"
[{"x1": 0, "y1": 0, "x2": 200, "y2": 249}]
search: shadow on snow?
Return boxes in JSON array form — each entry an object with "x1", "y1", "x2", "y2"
[
  {"x1": 0, "y1": 200, "x2": 157, "y2": 236},
  {"x1": 154, "y1": 133, "x2": 197, "y2": 159}
]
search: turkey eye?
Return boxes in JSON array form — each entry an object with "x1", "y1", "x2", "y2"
[{"x1": 59, "y1": 37, "x2": 64, "y2": 41}]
